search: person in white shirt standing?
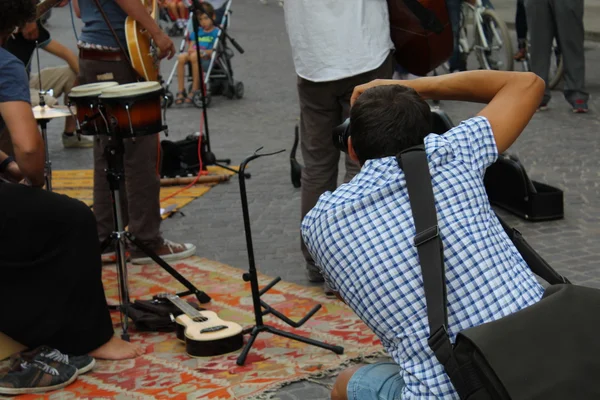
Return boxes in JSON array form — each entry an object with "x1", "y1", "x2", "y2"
[{"x1": 283, "y1": 0, "x2": 394, "y2": 295}]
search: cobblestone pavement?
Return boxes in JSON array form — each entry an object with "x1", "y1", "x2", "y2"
[{"x1": 36, "y1": 2, "x2": 600, "y2": 398}]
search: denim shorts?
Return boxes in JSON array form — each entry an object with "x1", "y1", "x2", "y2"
[{"x1": 347, "y1": 362, "x2": 404, "y2": 400}]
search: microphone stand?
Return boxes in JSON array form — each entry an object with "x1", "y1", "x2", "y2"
[{"x1": 188, "y1": 0, "x2": 248, "y2": 177}]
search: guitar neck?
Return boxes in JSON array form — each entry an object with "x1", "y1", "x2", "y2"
[
  {"x1": 36, "y1": 0, "x2": 64, "y2": 21},
  {"x1": 168, "y1": 296, "x2": 207, "y2": 321}
]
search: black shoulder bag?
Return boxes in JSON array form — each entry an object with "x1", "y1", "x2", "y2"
[{"x1": 397, "y1": 146, "x2": 600, "y2": 400}]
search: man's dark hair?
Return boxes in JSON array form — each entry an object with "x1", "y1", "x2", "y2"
[
  {"x1": 0, "y1": 0, "x2": 36, "y2": 37},
  {"x1": 350, "y1": 85, "x2": 432, "y2": 164}
]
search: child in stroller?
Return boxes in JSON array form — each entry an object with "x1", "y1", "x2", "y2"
[
  {"x1": 175, "y1": 3, "x2": 219, "y2": 105},
  {"x1": 163, "y1": 0, "x2": 244, "y2": 108}
]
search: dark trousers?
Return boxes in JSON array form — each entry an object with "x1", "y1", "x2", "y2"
[
  {"x1": 516, "y1": 0, "x2": 528, "y2": 41},
  {"x1": 78, "y1": 57, "x2": 163, "y2": 247},
  {"x1": 299, "y1": 54, "x2": 393, "y2": 270},
  {"x1": 525, "y1": 0, "x2": 588, "y2": 104},
  {"x1": 0, "y1": 183, "x2": 113, "y2": 355}
]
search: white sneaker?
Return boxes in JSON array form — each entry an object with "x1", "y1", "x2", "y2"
[{"x1": 130, "y1": 239, "x2": 196, "y2": 265}]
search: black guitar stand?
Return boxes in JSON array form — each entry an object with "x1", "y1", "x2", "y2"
[
  {"x1": 235, "y1": 148, "x2": 344, "y2": 366},
  {"x1": 189, "y1": 0, "x2": 249, "y2": 179},
  {"x1": 98, "y1": 132, "x2": 211, "y2": 341}
]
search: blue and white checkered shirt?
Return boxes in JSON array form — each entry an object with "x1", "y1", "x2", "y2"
[{"x1": 302, "y1": 117, "x2": 544, "y2": 399}]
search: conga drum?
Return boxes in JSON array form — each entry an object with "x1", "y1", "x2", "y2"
[
  {"x1": 99, "y1": 82, "x2": 165, "y2": 137},
  {"x1": 68, "y1": 82, "x2": 119, "y2": 135}
]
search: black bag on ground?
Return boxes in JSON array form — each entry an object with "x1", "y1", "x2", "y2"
[
  {"x1": 160, "y1": 134, "x2": 210, "y2": 178},
  {"x1": 430, "y1": 109, "x2": 564, "y2": 222},
  {"x1": 397, "y1": 146, "x2": 600, "y2": 400},
  {"x1": 483, "y1": 154, "x2": 564, "y2": 221},
  {"x1": 127, "y1": 298, "x2": 204, "y2": 332}
]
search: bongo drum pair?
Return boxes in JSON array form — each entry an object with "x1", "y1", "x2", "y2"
[{"x1": 69, "y1": 81, "x2": 165, "y2": 137}]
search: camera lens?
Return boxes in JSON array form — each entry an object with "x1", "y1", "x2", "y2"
[{"x1": 332, "y1": 118, "x2": 351, "y2": 153}]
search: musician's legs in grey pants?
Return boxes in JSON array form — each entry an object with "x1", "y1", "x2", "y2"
[
  {"x1": 78, "y1": 57, "x2": 163, "y2": 249},
  {"x1": 525, "y1": 0, "x2": 588, "y2": 105}
]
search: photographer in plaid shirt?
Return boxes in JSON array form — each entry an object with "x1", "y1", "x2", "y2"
[{"x1": 301, "y1": 70, "x2": 546, "y2": 400}]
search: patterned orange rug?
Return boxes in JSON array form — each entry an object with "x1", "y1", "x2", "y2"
[
  {"x1": 52, "y1": 166, "x2": 235, "y2": 218},
  {"x1": 5, "y1": 257, "x2": 384, "y2": 400}
]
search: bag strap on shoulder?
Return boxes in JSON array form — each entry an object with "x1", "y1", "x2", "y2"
[
  {"x1": 396, "y1": 146, "x2": 471, "y2": 397},
  {"x1": 397, "y1": 145, "x2": 569, "y2": 398}
]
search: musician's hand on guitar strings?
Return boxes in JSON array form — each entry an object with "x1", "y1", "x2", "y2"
[
  {"x1": 154, "y1": 31, "x2": 176, "y2": 60},
  {"x1": 21, "y1": 22, "x2": 39, "y2": 41},
  {"x1": 350, "y1": 79, "x2": 397, "y2": 107}
]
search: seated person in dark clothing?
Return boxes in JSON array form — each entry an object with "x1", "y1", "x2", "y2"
[{"x1": 0, "y1": 0, "x2": 143, "y2": 394}]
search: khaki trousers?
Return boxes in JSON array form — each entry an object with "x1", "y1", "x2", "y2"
[{"x1": 29, "y1": 65, "x2": 76, "y2": 107}]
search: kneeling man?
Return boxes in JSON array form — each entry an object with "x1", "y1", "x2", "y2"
[{"x1": 301, "y1": 70, "x2": 546, "y2": 399}]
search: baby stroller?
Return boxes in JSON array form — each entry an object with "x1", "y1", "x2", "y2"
[{"x1": 162, "y1": 0, "x2": 244, "y2": 108}]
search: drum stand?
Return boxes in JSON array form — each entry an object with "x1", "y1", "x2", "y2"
[
  {"x1": 235, "y1": 148, "x2": 344, "y2": 366},
  {"x1": 34, "y1": 43, "x2": 53, "y2": 191},
  {"x1": 99, "y1": 132, "x2": 211, "y2": 341},
  {"x1": 36, "y1": 110, "x2": 53, "y2": 191}
]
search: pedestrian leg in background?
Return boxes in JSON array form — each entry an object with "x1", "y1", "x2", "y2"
[
  {"x1": 446, "y1": 0, "x2": 464, "y2": 72},
  {"x1": 298, "y1": 77, "x2": 342, "y2": 283},
  {"x1": 525, "y1": 0, "x2": 554, "y2": 108},
  {"x1": 514, "y1": 0, "x2": 528, "y2": 60},
  {"x1": 553, "y1": 0, "x2": 588, "y2": 112}
]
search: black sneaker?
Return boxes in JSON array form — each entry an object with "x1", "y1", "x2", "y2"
[
  {"x1": 20, "y1": 346, "x2": 96, "y2": 375},
  {"x1": 323, "y1": 281, "x2": 336, "y2": 299},
  {"x1": 0, "y1": 359, "x2": 77, "y2": 395},
  {"x1": 306, "y1": 265, "x2": 325, "y2": 283}
]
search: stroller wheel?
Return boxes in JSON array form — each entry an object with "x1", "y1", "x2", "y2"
[
  {"x1": 193, "y1": 90, "x2": 211, "y2": 108},
  {"x1": 162, "y1": 91, "x2": 174, "y2": 108},
  {"x1": 223, "y1": 82, "x2": 235, "y2": 99},
  {"x1": 234, "y1": 81, "x2": 244, "y2": 99}
]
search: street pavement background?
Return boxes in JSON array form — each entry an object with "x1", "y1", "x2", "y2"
[{"x1": 33, "y1": 1, "x2": 600, "y2": 398}]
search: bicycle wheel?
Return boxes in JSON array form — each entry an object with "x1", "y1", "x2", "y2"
[
  {"x1": 548, "y1": 40, "x2": 564, "y2": 89},
  {"x1": 475, "y1": 9, "x2": 514, "y2": 71}
]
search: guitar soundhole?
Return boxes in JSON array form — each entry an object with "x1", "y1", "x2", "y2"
[{"x1": 200, "y1": 325, "x2": 227, "y2": 334}]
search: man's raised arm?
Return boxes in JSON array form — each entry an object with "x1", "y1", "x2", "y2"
[{"x1": 351, "y1": 71, "x2": 545, "y2": 154}]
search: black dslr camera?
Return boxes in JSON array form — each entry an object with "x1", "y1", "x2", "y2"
[{"x1": 332, "y1": 118, "x2": 351, "y2": 153}]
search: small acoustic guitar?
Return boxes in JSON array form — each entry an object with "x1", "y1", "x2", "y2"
[
  {"x1": 156, "y1": 293, "x2": 244, "y2": 357},
  {"x1": 387, "y1": 0, "x2": 454, "y2": 76},
  {"x1": 125, "y1": 0, "x2": 160, "y2": 81}
]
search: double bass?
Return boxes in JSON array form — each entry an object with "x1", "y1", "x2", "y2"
[{"x1": 387, "y1": 0, "x2": 454, "y2": 76}]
